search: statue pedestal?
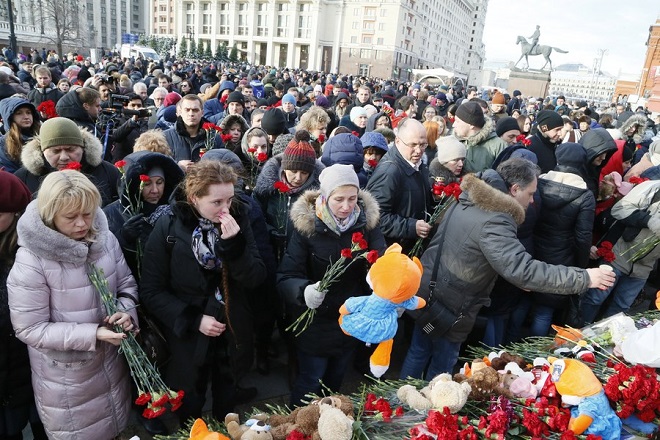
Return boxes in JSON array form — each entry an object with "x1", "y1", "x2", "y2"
[{"x1": 508, "y1": 69, "x2": 551, "y2": 99}]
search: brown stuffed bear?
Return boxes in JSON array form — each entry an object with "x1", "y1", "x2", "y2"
[
  {"x1": 489, "y1": 351, "x2": 528, "y2": 372},
  {"x1": 224, "y1": 414, "x2": 271, "y2": 440},
  {"x1": 269, "y1": 395, "x2": 354, "y2": 440},
  {"x1": 454, "y1": 366, "x2": 514, "y2": 401}
]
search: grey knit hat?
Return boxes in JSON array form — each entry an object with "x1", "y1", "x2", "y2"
[
  {"x1": 272, "y1": 133, "x2": 294, "y2": 156},
  {"x1": 319, "y1": 163, "x2": 359, "y2": 198}
]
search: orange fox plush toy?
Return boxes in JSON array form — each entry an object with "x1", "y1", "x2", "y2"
[{"x1": 339, "y1": 243, "x2": 425, "y2": 377}]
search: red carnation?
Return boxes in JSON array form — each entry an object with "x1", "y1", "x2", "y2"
[
  {"x1": 317, "y1": 134, "x2": 326, "y2": 143},
  {"x1": 221, "y1": 133, "x2": 233, "y2": 143},
  {"x1": 596, "y1": 241, "x2": 616, "y2": 262},
  {"x1": 151, "y1": 392, "x2": 168, "y2": 407},
  {"x1": 357, "y1": 239, "x2": 368, "y2": 250},
  {"x1": 247, "y1": 147, "x2": 257, "y2": 153},
  {"x1": 274, "y1": 181, "x2": 291, "y2": 193},
  {"x1": 366, "y1": 250, "x2": 379, "y2": 264},
  {"x1": 340, "y1": 248, "x2": 353, "y2": 259},
  {"x1": 114, "y1": 160, "x2": 127, "y2": 170},
  {"x1": 257, "y1": 152, "x2": 268, "y2": 162},
  {"x1": 368, "y1": 159, "x2": 378, "y2": 168},
  {"x1": 351, "y1": 131, "x2": 359, "y2": 137},
  {"x1": 220, "y1": 94, "x2": 228, "y2": 103},
  {"x1": 352, "y1": 232, "x2": 364, "y2": 243},
  {"x1": 64, "y1": 161, "x2": 82, "y2": 171},
  {"x1": 628, "y1": 176, "x2": 649, "y2": 185},
  {"x1": 139, "y1": 174, "x2": 151, "y2": 182},
  {"x1": 202, "y1": 122, "x2": 215, "y2": 131},
  {"x1": 134, "y1": 393, "x2": 151, "y2": 406}
]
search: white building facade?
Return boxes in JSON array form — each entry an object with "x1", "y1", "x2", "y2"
[
  {"x1": 153, "y1": 0, "x2": 487, "y2": 78},
  {"x1": 549, "y1": 64, "x2": 616, "y2": 104}
]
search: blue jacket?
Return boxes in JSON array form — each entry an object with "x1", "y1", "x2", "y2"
[{"x1": 0, "y1": 97, "x2": 38, "y2": 173}]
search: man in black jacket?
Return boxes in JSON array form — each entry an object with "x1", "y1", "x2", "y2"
[
  {"x1": 528, "y1": 110, "x2": 564, "y2": 173},
  {"x1": 366, "y1": 118, "x2": 432, "y2": 254}
]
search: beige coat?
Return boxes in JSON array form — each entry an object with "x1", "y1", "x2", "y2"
[{"x1": 8, "y1": 201, "x2": 138, "y2": 440}]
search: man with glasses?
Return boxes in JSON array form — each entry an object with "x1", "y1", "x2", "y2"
[{"x1": 366, "y1": 118, "x2": 432, "y2": 254}]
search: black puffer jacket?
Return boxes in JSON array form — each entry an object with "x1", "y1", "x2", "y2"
[
  {"x1": 55, "y1": 89, "x2": 99, "y2": 137},
  {"x1": 365, "y1": 145, "x2": 432, "y2": 253},
  {"x1": 409, "y1": 171, "x2": 591, "y2": 343},
  {"x1": 140, "y1": 195, "x2": 266, "y2": 366},
  {"x1": 528, "y1": 131, "x2": 560, "y2": 174},
  {"x1": 276, "y1": 190, "x2": 386, "y2": 357}
]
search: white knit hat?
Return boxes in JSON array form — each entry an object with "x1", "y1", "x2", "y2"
[
  {"x1": 435, "y1": 136, "x2": 467, "y2": 164},
  {"x1": 319, "y1": 164, "x2": 360, "y2": 198}
]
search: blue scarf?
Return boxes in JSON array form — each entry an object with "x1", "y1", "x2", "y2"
[{"x1": 191, "y1": 218, "x2": 223, "y2": 271}]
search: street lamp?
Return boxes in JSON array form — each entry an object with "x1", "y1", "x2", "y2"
[{"x1": 6, "y1": 0, "x2": 17, "y2": 58}]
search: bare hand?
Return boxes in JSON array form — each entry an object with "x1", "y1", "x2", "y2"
[
  {"x1": 199, "y1": 315, "x2": 226, "y2": 337},
  {"x1": 589, "y1": 246, "x2": 599, "y2": 260},
  {"x1": 178, "y1": 160, "x2": 192, "y2": 171},
  {"x1": 96, "y1": 327, "x2": 126, "y2": 346},
  {"x1": 586, "y1": 267, "x2": 616, "y2": 290},
  {"x1": 91, "y1": 76, "x2": 103, "y2": 88},
  {"x1": 219, "y1": 213, "x2": 240, "y2": 239},
  {"x1": 105, "y1": 312, "x2": 135, "y2": 332},
  {"x1": 415, "y1": 220, "x2": 432, "y2": 239}
]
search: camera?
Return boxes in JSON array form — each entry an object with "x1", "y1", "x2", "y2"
[
  {"x1": 101, "y1": 94, "x2": 151, "y2": 118},
  {"x1": 96, "y1": 74, "x2": 110, "y2": 83}
]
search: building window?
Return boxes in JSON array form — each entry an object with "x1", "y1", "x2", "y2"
[
  {"x1": 278, "y1": 3, "x2": 289, "y2": 11},
  {"x1": 363, "y1": 21, "x2": 374, "y2": 30},
  {"x1": 358, "y1": 63, "x2": 369, "y2": 76},
  {"x1": 362, "y1": 35, "x2": 372, "y2": 44},
  {"x1": 378, "y1": 23, "x2": 384, "y2": 31},
  {"x1": 360, "y1": 49, "x2": 372, "y2": 58},
  {"x1": 258, "y1": 3, "x2": 267, "y2": 11},
  {"x1": 364, "y1": 7, "x2": 376, "y2": 16},
  {"x1": 380, "y1": 8, "x2": 386, "y2": 16},
  {"x1": 350, "y1": 36, "x2": 356, "y2": 44},
  {"x1": 377, "y1": 37, "x2": 383, "y2": 45},
  {"x1": 238, "y1": 2, "x2": 247, "y2": 10}
]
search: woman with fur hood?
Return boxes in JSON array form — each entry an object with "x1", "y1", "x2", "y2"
[
  {"x1": 219, "y1": 113, "x2": 250, "y2": 154},
  {"x1": 8, "y1": 171, "x2": 138, "y2": 439},
  {"x1": 14, "y1": 117, "x2": 120, "y2": 207},
  {"x1": 277, "y1": 164, "x2": 386, "y2": 407},
  {"x1": 252, "y1": 131, "x2": 324, "y2": 261},
  {"x1": 237, "y1": 126, "x2": 270, "y2": 192}
]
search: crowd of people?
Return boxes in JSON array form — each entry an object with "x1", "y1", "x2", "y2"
[{"x1": 1, "y1": 48, "x2": 660, "y2": 439}]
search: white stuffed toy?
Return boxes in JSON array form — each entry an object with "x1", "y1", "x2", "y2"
[{"x1": 397, "y1": 373, "x2": 471, "y2": 414}]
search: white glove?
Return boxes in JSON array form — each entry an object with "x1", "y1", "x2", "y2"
[
  {"x1": 304, "y1": 282, "x2": 327, "y2": 309},
  {"x1": 649, "y1": 215, "x2": 660, "y2": 236}
]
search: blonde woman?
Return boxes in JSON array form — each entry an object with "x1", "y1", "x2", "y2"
[{"x1": 8, "y1": 170, "x2": 138, "y2": 439}]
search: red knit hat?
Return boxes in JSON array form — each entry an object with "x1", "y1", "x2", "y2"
[
  {"x1": 0, "y1": 170, "x2": 32, "y2": 212},
  {"x1": 282, "y1": 131, "x2": 316, "y2": 174}
]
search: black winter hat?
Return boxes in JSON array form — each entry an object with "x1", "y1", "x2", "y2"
[
  {"x1": 455, "y1": 101, "x2": 486, "y2": 128},
  {"x1": 261, "y1": 108, "x2": 289, "y2": 136},
  {"x1": 496, "y1": 117, "x2": 521, "y2": 137},
  {"x1": 226, "y1": 90, "x2": 245, "y2": 105},
  {"x1": 535, "y1": 110, "x2": 564, "y2": 132}
]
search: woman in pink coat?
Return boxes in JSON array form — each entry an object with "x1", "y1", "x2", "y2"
[{"x1": 7, "y1": 170, "x2": 138, "y2": 440}]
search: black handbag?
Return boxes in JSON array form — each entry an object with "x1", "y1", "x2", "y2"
[
  {"x1": 136, "y1": 307, "x2": 171, "y2": 367},
  {"x1": 414, "y1": 203, "x2": 465, "y2": 338}
]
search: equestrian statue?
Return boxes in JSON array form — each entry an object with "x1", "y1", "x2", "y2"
[{"x1": 515, "y1": 26, "x2": 568, "y2": 71}]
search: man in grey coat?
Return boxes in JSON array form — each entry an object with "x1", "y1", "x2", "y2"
[{"x1": 400, "y1": 158, "x2": 615, "y2": 380}]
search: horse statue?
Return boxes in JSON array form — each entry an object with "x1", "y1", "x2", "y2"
[{"x1": 515, "y1": 36, "x2": 568, "y2": 71}]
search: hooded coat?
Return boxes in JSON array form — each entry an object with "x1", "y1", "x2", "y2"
[
  {"x1": 408, "y1": 171, "x2": 591, "y2": 343},
  {"x1": 460, "y1": 118, "x2": 507, "y2": 173},
  {"x1": 0, "y1": 97, "x2": 39, "y2": 173},
  {"x1": 55, "y1": 89, "x2": 99, "y2": 137},
  {"x1": 321, "y1": 133, "x2": 368, "y2": 188},
  {"x1": 219, "y1": 114, "x2": 250, "y2": 155},
  {"x1": 532, "y1": 144, "x2": 595, "y2": 307},
  {"x1": 14, "y1": 127, "x2": 120, "y2": 207},
  {"x1": 276, "y1": 189, "x2": 385, "y2": 356},
  {"x1": 202, "y1": 80, "x2": 235, "y2": 120},
  {"x1": 579, "y1": 128, "x2": 618, "y2": 200},
  {"x1": 366, "y1": 111, "x2": 391, "y2": 132},
  {"x1": 7, "y1": 202, "x2": 138, "y2": 439}
]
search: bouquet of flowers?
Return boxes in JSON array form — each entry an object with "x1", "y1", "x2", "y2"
[
  {"x1": 286, "y1": 232, "x2": 379, "y2": 336},
  {"x1": 88, "y1": 265, "x2": 184, "y2": 419},
  {"x1": 409, "y1": 181, "x2": 461, "y2": 258},
  {"x1": 595, "y1": 241, "x2": 615, "y2": 263},
  {"x1": 201, "y1": 122, "x2": 222, "y2": 157},
  {"x1": 515, "y1": 134, "x2": 531, "y2": 146},
  {"x1": 37, "y1": 100, "x2": 58, "y2": 120},
  {"x1": 245, "y1": 147, "x2": 269, "y2": 189},
  {"x1": 603, "y1": 362, "x2": 660, "y2": 422},
  {"x1": 273, "y1": 181, "x2": 291, "y2": 232}
]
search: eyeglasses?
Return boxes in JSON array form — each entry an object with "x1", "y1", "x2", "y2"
[
  {"x1": 444, "y1": 157, "x2": 465, "y2": 164},
  {"x1": 398, "y1": 137, "x2": 428, "y2": 151}
]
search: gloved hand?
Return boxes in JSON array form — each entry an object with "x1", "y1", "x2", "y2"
[
  {"x1": 120, "y1": 214, "x2": 148, "y2": 243},
  {"x1": 648, "y1": 215, "x2": 660, "y2": 236},
  {"x1": 304, "y1": 282, "x2": 327, "y2": 309}
]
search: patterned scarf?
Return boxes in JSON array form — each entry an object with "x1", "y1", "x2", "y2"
[
  {"x1": 191, "y1": 218, "x2": 223, "y2": 271},
  {"x1": 315, "y1": 195, "x2": 360, "y2": 236}
]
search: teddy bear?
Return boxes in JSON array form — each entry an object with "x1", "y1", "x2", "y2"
[
  {"x1": 453, "y1": 364, "x2": 514, "y2": 401},
  {"x1": 488, "y1": 351, "x2": 528, "y2": 372},
  {"x1": 397, "y1": 373, "x2": 471, "y2": 413},
  {"x1": 269, "y1": 395, "x2": 354, "y2": 440},
  {"x1": 189, "y1": 418, "x2": 231, "y2": 440},
  {"x1": 339, "y1": 243, "x2": 426, "y2": 377},
  {"x1": 550, "y1": 357, "x2": 621, "y2": 440},
  {"x1": 224, "y1": 413, "x2": 272, "y2": 440},
  {"x1": 317, "y1": 398, "x2": 354, "y2": 440}
]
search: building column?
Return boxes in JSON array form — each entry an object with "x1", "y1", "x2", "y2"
[
  {"x1": 286, "y1": 0, "x2": 297, "y2": 68},
  {"x1": 330, "y1": 1, "x2": 343, "y2": 74}
]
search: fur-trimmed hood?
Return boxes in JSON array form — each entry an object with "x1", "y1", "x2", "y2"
[
  {"x1": 460, "y1": 171, "x2": 525, "y2": 225},
  {"x1": 20, "y1": 126, "x2": 104, "y2": 176},
  {"x1": 252, "y1": 154, "x2": 325, "y2": 198},
  {"x1": 17, "y1": 200, "x2": 108, "y2": 265},
  {"x1": 463, "y1": 117, "x2": 497, "y2": 148},
  {"x1": 618, "y1": 114, "x2": 648, "y2": 144},
  {"x1": 290, "y1": 189, "x2": 380, "y2": 237}
]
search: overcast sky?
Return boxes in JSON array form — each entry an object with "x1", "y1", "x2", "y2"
[{"x1": 482, "y1": 0, "x2": 660, "y2": 76}]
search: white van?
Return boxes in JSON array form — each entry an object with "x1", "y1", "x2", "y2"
[{"x1": 120, "y1": 44, "x2": 161, "y2": 62}]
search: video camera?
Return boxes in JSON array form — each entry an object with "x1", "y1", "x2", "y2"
[{"x1": 101, "y1": 94, "x2": 152, "y2": 118}]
